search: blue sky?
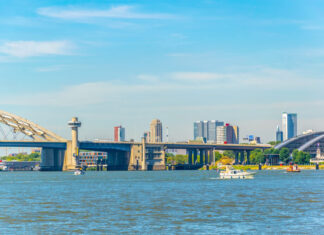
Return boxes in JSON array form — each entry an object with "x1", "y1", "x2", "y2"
[{"x1": 1, "y1": 0, "x2": 324, "y2": 142}]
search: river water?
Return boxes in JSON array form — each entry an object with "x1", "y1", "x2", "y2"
[{"x1": 0, "y1": 170, "x2": 323, "y2": 234}]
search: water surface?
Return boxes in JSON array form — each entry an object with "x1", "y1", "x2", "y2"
[{"x1": 0, "y1": 170, "x2": 323, "y2": 234}]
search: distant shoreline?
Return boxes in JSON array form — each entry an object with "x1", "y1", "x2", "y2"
[{"x1": 231, "y1": 165, "x2": 324, "y2": 170}]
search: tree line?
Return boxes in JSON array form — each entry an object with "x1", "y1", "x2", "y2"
[
  {"x1": 166, "y1": 148, "x2": 312, "y2": 165},
  {"x1": 1, "y1": 153, "x2": 41, "y2": 162}
]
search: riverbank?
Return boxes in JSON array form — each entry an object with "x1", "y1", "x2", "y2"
[{"x1": 201, "y1": 164, "x2": 324, "y2": 170}]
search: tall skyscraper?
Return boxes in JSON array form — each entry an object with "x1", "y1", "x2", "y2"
[
  {"x1": 208, "y1": 120, "x2": 224, "y2": 142},
  {"x1": 282, "y1": 112, "x2": 297, "y2": 140},
  {"x1": 233, "y1": 125, "x2": 239, "y2": 144},
  {"x1": 216, "y1": 124, "x2": 239, "y2": 144},
  {"x1": 114, "y1": 126, "x2": 125, "y2": 142},
  {"x1": 150, "y1": 119, "x2": 163, "y2": 143},
  {"x1": 276, "y1": 125, "x2": 283, "y2": 142},
  {"x1": 194, "y1": 121, "x2": 204, "y2": 140},
  {"x1": 194, "y1": 120, "x2": 224, "y2": 142}
]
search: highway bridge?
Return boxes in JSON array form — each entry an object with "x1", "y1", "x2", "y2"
[{"x1": 0, "y1": 110, "x2": 271, "y2": 171}]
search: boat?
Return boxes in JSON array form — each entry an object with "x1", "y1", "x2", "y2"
[
  {"x1": 286, "y1": 164, "x2": 301, "y2": 173},
  {"x1": 0, "y1": 162, "x2": 8, "y2": 171},
  {"x1": 219, "y1": 166, "x2": 256, "y2": 179},
  {"x1": 74, "y1": 168, "x2": 85, "y2": 175}
]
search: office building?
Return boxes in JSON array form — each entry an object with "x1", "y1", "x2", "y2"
[
  {"x1": 194, "y1": 120, "x2": 224, "y2": 142},
  {"x1": 143, "y1": 131, "x2": 151, "y2": 143},
  {"x1": 79, "y1": 151, "x2": 107, "y2": 166},
  {"x1": 194, "y1": 121, "x2": 204, "y2": 140},
  {"x1": 282, "y1": 112, "x2": 297, "y2": 141},
  {"x1": 216, "y1": 124, "x2": 239, "y2": 144},
  {"x1": 150, "y1": 119, "x2": 163, "y2": 143},
  {"x1": 276, "y1": 125, "x2": 283, "y2": 142},
  {"x1": 114, "y1": 126, "x2": 125, "y2": 142},
  {"x1": 208, "y1": 120, "x2": 224, "y2": 142},
  {"x1": 244, "y1": 135, "x2": 261, "y2": 144},
  {"x1": 233, "y1": 125, "x2": 239, "y2": 144}
]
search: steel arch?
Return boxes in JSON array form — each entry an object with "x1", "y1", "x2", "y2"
[{"x1": 0, "y1": 110, "x2": 66, "y2": 142}]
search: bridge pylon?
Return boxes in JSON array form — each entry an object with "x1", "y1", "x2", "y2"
[{"x1": 63, "y1": 117, "x2": 81, "y2": 171}]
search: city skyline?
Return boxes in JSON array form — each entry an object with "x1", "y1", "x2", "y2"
[{"x1": 1, "y1": 0, "x2": 324, "y2": 142}]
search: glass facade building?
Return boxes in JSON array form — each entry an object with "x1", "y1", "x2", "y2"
[
  {"x1": 282, "y1": 113, "x2": 297, "y2": 141},
  {"x1": 276, "y1": 125, "x2": 283, "y2": 142},
  {"x1": 194, "y1": 120, "x2": 224, "y2": 143}
]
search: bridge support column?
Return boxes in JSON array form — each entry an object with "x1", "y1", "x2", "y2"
[
  {"x1": 63, "y1": 141, "x2": 75, "y2": 171},
  {"x1": 188, "y1": 150, "x2": 193, "y2": 165},
  {"x1": 246, "y1": 151, "x2": 250, "y2": 165},
  {"x1": 240, "y1": 151, "x2": 245, "y2": 164},
  {"x1": 210, "y1": 149, "x2": 215, "y2": 164},
  {"x1": 199, "y1": 149, "x2": 204, "y2": 164},
  {"x1": 235, "y1": 151, "x2": 239, "y2": 164},
  {"x1": 206, "y1": 149, "x2": 210, "y2": 164},
  {"x1": 193, "y1": 149, "x2": 198, "y2": 165},
  {"x1": 41, "y1": 148, "x2": 65, "y2": 171},
  {"x1": 161, "y1": 148, "x2": 166, "y2": 170},
  {"x1": 142, "y1": 137, "x2": 146, "y2": 171}
]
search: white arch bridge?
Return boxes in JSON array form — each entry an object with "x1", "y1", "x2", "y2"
[{"x1": 0, "y1": 110, "x2": 131, "y2": 171}]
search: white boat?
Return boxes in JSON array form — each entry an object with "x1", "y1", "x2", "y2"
[
  {"x1": 74, "y1": 169, "x2": 85, "y2": 175},
  {"x1": 219, "y1": 166, "x2": 255, "y2": 179},
  {"x1": 0, "y1": 162, "x2": 8, "y2": 171}
]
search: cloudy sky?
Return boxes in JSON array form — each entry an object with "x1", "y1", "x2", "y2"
[{"x1": 1, "y1": 0, "x2": 324, "y2": 143}]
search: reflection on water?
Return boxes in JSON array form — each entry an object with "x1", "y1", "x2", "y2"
[{"x1": 0, "y1": 170, "x2": 323, "y2": 234}]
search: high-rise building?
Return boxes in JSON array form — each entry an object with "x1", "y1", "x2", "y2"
[
  {"x1": 216, "y1": 124, "x2": 239, "y2": 144},
  {"x1": 276, "y1": 125, "x2": 283, "y2": 142},
  {"x1": 233, "y1": 125, "x2": 239, "y2": 144},
  {"x1": 282, "y1": 112, "x2": 297, "y2": 140},
  {"x1": 143, "y1": 131, "x2": 151, "y2": 143},
  {"x1": 208, "y1": 120, "x2": 224, "y2": 142},
  {"x1": 114, "y1": 126, "x2": 125, "y2": 142},
  {"x1": 194, "y1": 121, "x2": 204, "y2": 140},
  {"x1": 203, "y1": 120, "x2": 209, "y2": 140},
  {"x1": 194, "y1": 120, "x2": 224, "y2": 142},
  {"x1": 150, "y1": 119, "x2": 163, "y2": 143}
]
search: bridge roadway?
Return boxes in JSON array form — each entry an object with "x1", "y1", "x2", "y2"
[{"x1": 0, "y1": 140, "x2": 271, "y2": 170}]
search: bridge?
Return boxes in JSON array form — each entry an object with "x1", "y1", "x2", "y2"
[
  {"x1": 0, "y1": 110, "x2": 271, "y2": 171},
  {"x1": 275, "y1": 131, "x2": 324, "y2": 156}
]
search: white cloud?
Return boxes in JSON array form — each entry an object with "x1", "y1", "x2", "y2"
[
  {"x1": 301, "y1": 25, "x2": 324, "y2": 31},
  {"x1": 171, "y1": 72, "x2": 229, "y2": 82},
  {"x1": 35, "y1": 65, "x2": 65, "y2": 72},
  {"x1": 0, "y1": 41, "x2": 73, "y2": 58},
  {"x1": 137, "y1": 74, "x2": 160, "y2": 82},
  {"x1": 1, "y1": 67, "x2": 322, "y2": 107},
  {"x1": 37, "y1": 5, "x2": 172, "y2": 20}
]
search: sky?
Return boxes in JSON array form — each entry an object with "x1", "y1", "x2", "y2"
[{"x1": 1, "y1": 0, "x2": 324, "y2": 143}]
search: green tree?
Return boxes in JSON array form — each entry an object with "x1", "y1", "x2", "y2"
[
  {"x1": 268, "y1": 141, "x2": 282, "y2": 146},
  {"x1": 293, "y1": 150, "x2": 311, "y2": 164},
  {"x1": 292, "y1": 149, "x2": 299, "y2": 161},
  {"x1": 279, "y1": 148, "x2": 290, "y2": 163},
  {"x1": 166, "y1": 154, "x2": 188, "y2": 165},
  {"x1": 264, "y1": 148, "x2": 279, "y2": 155},
  {"x1": 214, "y1": 151, "x2": 222, "y2": 162},
  {"x1": 250, "y1": 149, "x2": 265, "y2": 164},
  {"x1": 1, "y1": 152, "x2": 41, "y2": 162},
  {"x1": 223, "y1": 150, "x2": 235, "y2": 159}
]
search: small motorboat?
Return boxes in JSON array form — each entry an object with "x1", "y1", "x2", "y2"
[
  {"x1": 219, "y1": 166, "x2": 256, "y2": 179},
  {"x1": 74, "y1": 168, "x2": 85, "y2": 175},
  {"x1": 286, "y1": 164, "x2": 301, "y2": 173}
]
